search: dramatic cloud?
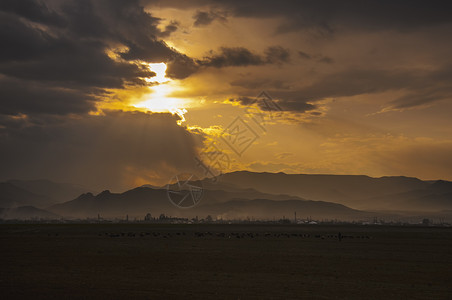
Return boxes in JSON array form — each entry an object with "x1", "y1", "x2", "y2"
[
  {"x1": 160, "y1": 21, "x2": 179, "y2": 38},
  {"x1": 0, "y1": 111, "x2": 204, "y2": 191},
  {"x1": 288, "y1": 66, "x2": 452, "y2": 111},
  {"x1": 199, "y1": 46, "x2": 290, "y2": 68},
  {"x1": 156, "y1": 0, "x2": 452, "y2": 33},
  {"x1": 0, "y1": 76, "x2": 95, "y2": 116},
  {"x1": 0, "y1": 0, "x2": 198, "y2": 119},
  {"x1": 227, "y1": 95, "x2": 316, "y2": 113},
  {"x1": 227, "y1": 65, "x2": 452, "y2": 113},
  {"x1": 0, "y1": 0, "x2": 65, "y2": 26},
  {"x1": 145, "y1": 0, "x2": 452, "y2": 111},
  {"x1": 193, "y1": 10, "x2": 227, "y2": 27}
]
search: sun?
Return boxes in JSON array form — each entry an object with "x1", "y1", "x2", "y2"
[
  {"x1": 134, "y1": 63, "x2": 188, "y2": 124},
  {"x1": 146, "y1": 63, "x2": 169, "y2": 84}
]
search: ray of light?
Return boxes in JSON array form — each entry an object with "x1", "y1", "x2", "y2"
[{"x1": 134, "y1": 62, "x2": 189, "y2": 124}]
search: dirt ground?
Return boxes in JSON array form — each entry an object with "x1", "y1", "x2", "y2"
[{"x1": 1, "y1": 223, "x2": 451, "y2": 299}]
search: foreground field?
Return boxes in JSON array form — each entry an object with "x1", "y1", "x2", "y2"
[{"x1": 1, "y1": 224, "x2": 451, "y2": 299}]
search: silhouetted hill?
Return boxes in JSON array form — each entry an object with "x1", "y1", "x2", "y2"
[
  {"x1": 50, "y1": 186, "x2": 283, "y2": 219},
  {"x1": 4, "y1": 172, "x2": 452, "y2": 220},
  {"x1": 0, "y1": 182, "x2": 52, "y2": 208},
  {"x1": 167, "y1": 180, "x2": 306, "y2": 203},
  {"x1": 50, "y1": 188, "x2": 172, "y2": 219},
  {"x1": 200, "y1": 186, "x2": 303, "y2": 203},
  {"x1": 214, "y1": 172, "x2": 452, "y2": 212},
  {"x1": 7, "y1": 179, "x2": 90, "y2": 204},
  {"x1": 49, "y1": 186, "x2": 373, "y2": 220},
  {"x1": 0, "y1": 206, "x2": 59, "y2": 220},
  {"x1": 430, "y1": 180, "x2": 452, "y2": 194},
  {"x1": 364, "y1": 182, "x2": 452, "y2": 212},
  {"x1": 0, "y1": 179, "x2": 92, "y2": 209}
]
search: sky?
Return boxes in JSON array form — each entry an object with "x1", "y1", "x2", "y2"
[{"x1": 1, "y1": 0, "x2": 452, "y2": 192}]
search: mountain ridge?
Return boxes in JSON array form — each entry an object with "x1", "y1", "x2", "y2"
[{"x1": 2, "y1": 171, "x2": 452, "y2": 221}]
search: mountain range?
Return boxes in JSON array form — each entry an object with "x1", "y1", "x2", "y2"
[
  {"x1": 213, "y1": 172, "x2": 452, "y2": 212},
  {"x1": 1, "y1": 171, "x2": 451, "y2": 221}
]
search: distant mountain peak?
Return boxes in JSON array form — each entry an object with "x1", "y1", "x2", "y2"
[
  {"x1": 76, "y1": 192, "x2": 94, "y2": 200},
  {"x1": 98, "y1": 190, "x2": 111, "y2": 197}
]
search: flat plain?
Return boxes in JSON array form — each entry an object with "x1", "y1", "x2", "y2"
[{"x1": 1, "y1": 223, "x2": 451, "y2": 299}]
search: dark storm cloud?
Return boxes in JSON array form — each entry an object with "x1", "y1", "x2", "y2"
[
  {"x1": 153, "y1": 0, "x2": 452, "y2": 34},
  {"x1": 0, "y1": 11, "x2": 55, "y2": 62},
  {"x1": 272, "y1": 98, "x2": 316, "y2": 113},
  {"x1": 199, "y1": 46, "x2": 290, "y2": 68},
  {"x1": 0, "y1": 0, "x2": 65, "y2": 26},
  {"x1": 0, "y1": 111, "x2": 204, "y2": 191},
  {"x1": 193, "y1": 11, "x2": 214, "y2": 27},
  {"x1": 228, "y1": 94, "x2": 316, "y2": 113},
  {"x1": 200, "y1": 47, "x2": 263, "y2": 67},
  {"x1": 193, "y1": 10, "x2": 227, "y2": 27},
  {"x1": 274, "y1": 67, "x2": 452, "y2": 112},
  {"x1": 0, "y1": 0, "x2": 209, "y2": 190},
  {"x1": 297, "y1": 69, "x2": 412, "y2": 100},
  {"x1": 272, "y1": 0, "x2": 452, "y2": 34},
  {"x1": 227, "y1": 96, "x2": 255, "y2": 106},
  {"x1": 296, "y1": 67, "x2": 452, "y2": 110},
  {"x1": 0, "y1": 0, "x2": 197, "y2": 117},
  {"x1": 0, "y1": 76, "x2": 95, "y2": 116},
  {"x1": 0, "y1": 26, "x2": 153, "y2": 88},
  {"x1": 230, "y1": 66, "x2": 452, "y2": 112},
  {"x1": 160, "y1": 21, "x2": 179, "y2": 38}
]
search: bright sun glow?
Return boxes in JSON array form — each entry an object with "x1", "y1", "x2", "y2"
[
  {"x1": 135, "y1": 63, "x2": 188, "y2": 124},
  {"x1": 146, "y1": 63, "x2": 169, "y2": 84}
]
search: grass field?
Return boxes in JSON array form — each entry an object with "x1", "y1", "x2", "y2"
[{"x1": 1, "y1": 224, "x2": 451, "y2": 299}]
